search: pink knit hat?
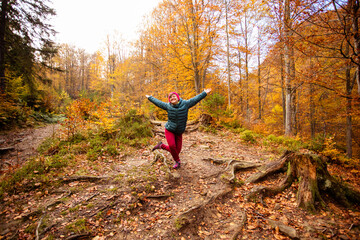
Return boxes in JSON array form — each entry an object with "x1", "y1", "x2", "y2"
[{"x1": 168, "y1": 92, "x2": 180, "y2": 102}]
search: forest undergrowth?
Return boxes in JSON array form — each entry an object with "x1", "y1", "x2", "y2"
[{"x1": 0, "y1": 111, "x2": 360, "y2": 239}]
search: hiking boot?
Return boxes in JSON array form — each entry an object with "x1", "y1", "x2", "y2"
[
  {"x1": 173, "y1": 161, "x2": 181, "y2": 169},
  {"x1": 152, "y1": 141, "x2": 163, "y2": 151}
]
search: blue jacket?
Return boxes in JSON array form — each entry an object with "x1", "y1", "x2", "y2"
[{"x1": 148, "y1": 91, "x2": 207, "y2": 134}]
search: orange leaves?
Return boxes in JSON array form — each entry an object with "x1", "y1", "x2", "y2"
[
  {"x1": 62, "y1": 98, "x2": 127, "y2": 139},
  {"x1": 62, "y1": 98, "x2": 94, "y2": 139}
]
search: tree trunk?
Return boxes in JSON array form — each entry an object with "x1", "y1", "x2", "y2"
[
  {"x1": 280, "y1": 53, "x2": 286, "y2": 128},
  {"x1": 257, "y1": 30, "x2": 261, "y2": 119},
  {"x1": 0, "y1": 0, "x2": 8, "y2": 93},
  {"x1": 225, "y1": 0, "x2": 231, "y2": 107},
  {"x1": 344, "y1": 4, "x2": 354, "y2": 158},
  {"x1": 237, "y1": 46, "x2": 243, "y2": 113},
  {"x1": 310, "y1": 81, "x2": 316, "y2": 139},
  {"x1": 244, "y1": 13, "x2": 250, "y2": 122},
  {"x1": 284, "y1": 0, "x2": 293, "y2": 136},
  {"x1": 345, "y1": 41, "x2": 353, "y2": 157},
  {"x1": 350, "y1": 0, "x2": 360, "y2": 96},
  {"x1": 188, "y1": 0, "x2": 201, "y2": 94}
]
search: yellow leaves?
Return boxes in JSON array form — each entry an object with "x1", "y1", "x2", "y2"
[
  {"x1": 320, "y1": 135, "x2": 342, "y2": 161},
  {"x1": 92, "y1": 102, "x2": 116, "y2": 134}
]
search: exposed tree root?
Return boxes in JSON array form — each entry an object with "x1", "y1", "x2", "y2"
[
  {"x1": 59, "y1": 175, "x2": 108, "y2": 183},
  {"x1": 267, "y1": 219, "x2": 299, "y2": 239},
  {"x1": 89, "y1": 193, "x2": 126, "y2": 218},
  {"x1": 245, "y1": 151, "x2": 291, "y2": 184},
  {"x1": 245, "y1": 151, "x2": 360, "y2": 212},
  {"x1": 146, "y1": 194, "x2": 172, "y2": 199},
  {"x1": 202, "y1": 157, "x2": 262, "y2": 182},
  {"x1": 174, "y1": 186, "x2": 233, "y2": 231},
  {"x1": 231, "y1": 211, "x2": 247, "y2": 240},
  {"x1": 0, "y1": 146, "x2": 15, "y2": 154},
  {"x1": 65, "y1": 233, "x2": 90, "y2": 240},
  {"x1": 152, "y1": 151, "x2": 180, "y2": 179}
]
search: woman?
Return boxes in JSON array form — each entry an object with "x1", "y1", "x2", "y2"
[{"x1": 146, "y1": 89, "x2": 211, "y2": 169}]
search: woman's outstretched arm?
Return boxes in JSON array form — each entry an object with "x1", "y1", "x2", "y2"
[
  {"x1": 146, "y1": 95, "x2": 169, "y2": 110},
  {"x1": 186, "y1": 89, "x2": 212, "y2": 108}
]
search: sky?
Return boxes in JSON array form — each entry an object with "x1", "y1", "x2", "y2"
[{"x1": 51, "y1": 0, "x2": 162, "y2": 53}]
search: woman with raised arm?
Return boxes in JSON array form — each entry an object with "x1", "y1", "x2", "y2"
[{"x1": 146, "y1": 89, "x2": 211, "y2": 169}]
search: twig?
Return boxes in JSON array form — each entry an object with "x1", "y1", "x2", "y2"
[
  {"x1": 254, "y1": 211, "x2": 266, "y2": 220},
  {"x1": 146, "y1": 194, "x2": 172, "y2": 199},
  {"x1": 35, "y1": 214, "x2": 45, "y2": 240},
  {"x1": 89, "y1": 194, "x2": 123, "y2": 217},
  {"x1": 66, "y1": 233, "x2": 90, "y2": 240},
  {"x1": 85, "y1": 193, "x2": 99, "y2": 202},
  {"x1": 46, "y1": 200, "x2": 64, "y2": 209},
  {"x1": 349, "y1": 223, "x2": 354, "y2": 230}
]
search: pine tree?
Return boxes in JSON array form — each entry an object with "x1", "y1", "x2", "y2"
[{"x1": 0, "y1": 0, "x2": 56, "y2": 95}]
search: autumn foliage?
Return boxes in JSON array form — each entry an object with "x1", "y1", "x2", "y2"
[{"x1": 3, "y1": 1, "x2": 360, "y2": 239}]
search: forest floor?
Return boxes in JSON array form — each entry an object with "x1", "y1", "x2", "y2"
[
  {"x1": 0, "y1": 124, "x2": 360, "y2": 239},
  {"x1": 0, "y1": 124, "x2": 60, "y2": 173}
]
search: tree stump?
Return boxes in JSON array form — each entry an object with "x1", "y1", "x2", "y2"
[
  {"x1": 246, "y1": 151, "x2": 360, "y2": 212},
  {"x1": 199, "y1": 114, "x2": 214, "y2": 126}
]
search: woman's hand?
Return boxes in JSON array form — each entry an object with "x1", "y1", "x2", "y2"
[{"x1": 204, "y1": 88, "x2": 211, "y2": 94}]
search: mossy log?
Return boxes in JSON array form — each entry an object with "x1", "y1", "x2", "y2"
[{"x1": 246, "y1": 151, "x2": 360, "y2": 212}]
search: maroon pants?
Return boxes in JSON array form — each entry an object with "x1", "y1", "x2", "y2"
[{"x1": 161, "y1": 128, "x2": 182, "y2": 162}]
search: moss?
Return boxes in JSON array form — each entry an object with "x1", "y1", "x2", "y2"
[
  {"x1": 65, "y1": 218, "x2": 88, "y2": 233},
  {"x1": 174, "y1": 216, "x2": 189, "y2": 230},
  {"x1": 232, "y1": 178, "x2": 244, "y2": 187},
  {"x1": 69, "y1": 205, "x2": 80, "y2": 212},
  {"x1": 24, "y1": 223, "x2": 36, "y2": 234}
]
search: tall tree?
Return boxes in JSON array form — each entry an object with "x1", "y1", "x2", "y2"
[
  {"x1": 0, "y1": 0, "x2": 56, "y2": 94},
  {"x1": 0, "y1": 0, "x2": 8, "y2": 92},
  {"x1": 283, "y1": 0, "x2": 294, "y2": 136},
  {"x1": 233, "y1": 0, "x2": 260, "y2": 122},
  {"x1": 225, "y1": 0, "x2": 232, "y2": 107},
  {"x1": 146, "y1": 0, "x2": 221, "y2": 95}
]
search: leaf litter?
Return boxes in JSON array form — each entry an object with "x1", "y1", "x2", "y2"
[{"x1": 0, "y1": 128, "x2": 359, "y2": 239}]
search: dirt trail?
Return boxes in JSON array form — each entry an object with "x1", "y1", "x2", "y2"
[
  {"x1": 0, "y1": 127, "x2": 359, "y2": 239},
  {"x1": 0, "y1": 124, "x2": 60, "y2": 172}
]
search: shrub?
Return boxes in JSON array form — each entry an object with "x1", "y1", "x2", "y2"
[
  {"x1": 265, "y1": 134, "x2": 304, "y2": 151},
  {"x1": 203, "y1": 93, "x2": 227, "y2": 120},
  {"x1": 115, "y1": 110, "x2": 153, "y2": 146},
  {"x1": 105, "y1": 144, "x2": 118, "y2": 156},
  {"x1": 305, "y1": 134, "x2": 329, "y2": 152},
  {"x1": 0, "y1": 94, "x2": 32, "y2": 128},
  {"x1": 241, "y1": 130, "x2": 256, "y2": 144},
  {"x1": 68, "y1": 133, "x2": 87, "y2": 144}
]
